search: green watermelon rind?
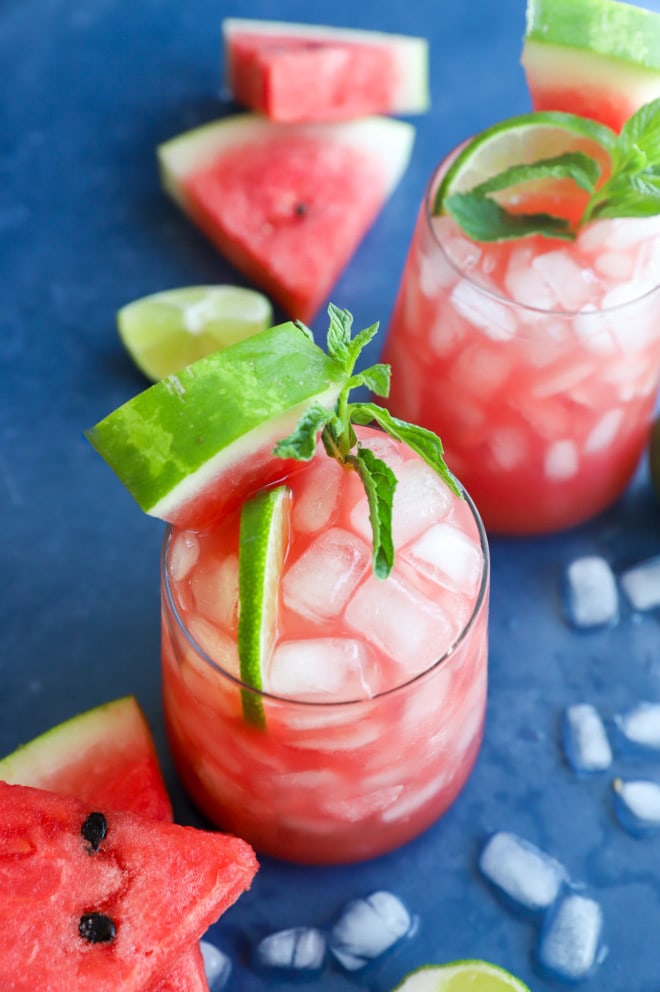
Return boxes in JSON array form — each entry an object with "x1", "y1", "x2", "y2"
[
  {"x1": 222, "y1": 18, "x2": 430, "y2": 115},
  {"x1": 158, "y1": 112, "x2": 416, "y2": 211},
  {"x1": 0, "y1": 696, "x2": 152, "y2": 788},
  {"x1": 86, "y1": 322, "x2": 346, "y2": 523},
  {"x1": 524, "y1": 0, "x2": 660, "y2": 71}
]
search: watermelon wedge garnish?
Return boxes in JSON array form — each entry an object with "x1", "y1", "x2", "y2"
[
  {"x1": 0, "y1": 779, "x2": 257, "y2": 992},
  {"x1": 0, "y1": 696, "x2": 208, "y2": 992},
  {"x1": 522, "y1": 0, "x2": 660, "y2": 132},
  {"x1": 85, "y1": 321, "x2": 346, "y2": 530},
  {"x1": 157, "y1": 114, "x2": 415, "y2": 324},
  {"x1": 222, "y1": 18, "x2": 430, "y2": 122}
]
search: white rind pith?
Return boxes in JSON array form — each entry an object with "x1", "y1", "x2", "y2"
[
  {"x1": 148, "y1": 384, "x2": 341, "y2": 520},
  {"x1": 523, "y1": 39, "x2": 660, "y2": 99},
  {"x1": 222, "y1": 18, "x2": 430, "y2": 112},
  {"x1": 158, "y1": 114, "x2": 416, "y2": 209}
]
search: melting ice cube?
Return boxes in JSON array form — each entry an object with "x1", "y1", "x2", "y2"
[
  {"x1": 478, "y1": 831, "x2": 568, "y2": 913},
  {"x1": 200, "y1": 941, "x2": 231, "y2": 990},
  {"x1": 266, "y1": 638, "x2": 380, "y2": 701},
  {"x1": 612, "y1": 778, "x2": 660, "y2": 835},
  {"x1": 537, "y1": 890, "x2": 604, "y2": 983},
  {"x1": 562, "y1": 703, "x2": 612, "y2": 773},
  {"x1": 328, "y1": 891, "x2": 412, "y2": 970},
  {"x1": 400, "y1": 521, "x2": 483, "y2": 595},
  {"x1": 615, "y1": 701, "x2": 660, "y2": 750},
  {"x1": 562, "y1": 555, "x2": 619, "y2": 630},
  {"x1": 282, "y1": 527, "x2": 371, "y2": 622},
  {"x1": 619, "y1": 556, "x2": 660, "y2": 612},
  {"x1": 254, "y1": 927, "x2": 326, "y2": 972}
]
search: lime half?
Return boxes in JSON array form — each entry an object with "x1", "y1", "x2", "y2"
[
  {"x1": 237, "y1": 485, "x2": 291, "y2": 727},
  {"x1": 391, "y1": 960, "x2": 531, "y2": 992},
  {"x1": 433, "y1": 110, "x2": 617, "y2": 215},
  {"x1": 118, "y1": 285, "x2": 273, "y2": 380}
]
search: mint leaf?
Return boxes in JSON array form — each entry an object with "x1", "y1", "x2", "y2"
[
  {"x1": 346, "y1": 447, "x2": 396, "y2": 579},
  {"x1": 273, "y1": 403, "x2": 337, "y2": 460},
  {"x1": 444, "y1": 192, "x2": 573, "y2": 242},
  {"x1": 352, "y1": 402, "x2": 462, "y2": 497},
  {"x1": 471, "y1": 152, "x2": 601, "y2": 196},
  {"x1": 614, "y1": 96, "x2": 660, "y2": 171},
  {"x1": 273, "y1": 305, "x2": 460, "y2": 578},
  {"x1": 348, "y1": 363, "x2": 391, "y2": 398}
]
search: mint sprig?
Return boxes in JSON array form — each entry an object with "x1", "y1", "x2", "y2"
[
  {"x1": 440, "y1": 98, "x2": 660, "y2": 241},
  {"x1": 273, "y1": 304, "x2": 460, "y2": 579}
]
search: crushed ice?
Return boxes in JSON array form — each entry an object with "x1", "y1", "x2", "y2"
[
  {"x1": 200, "y1": 941, "x2": 231, "y2": 990},
  {"x1": 254, "y1": 927, "x2": 326, "y2": 973},
  {"x1": 614, "y1": 701, "x2": 660, "y2": 750},
  {"x1": 612, "y1": 778, "x2": 660, "y2": 835},
  {"x1": 328, "y1": 891, "x2": 413, "y2": 970},
  {"x1": 537, "y1": 890, "x2": 604, "y2": 983},
  {"x1": 619, "y1": 555, "x2": 660, "y2": 612}
]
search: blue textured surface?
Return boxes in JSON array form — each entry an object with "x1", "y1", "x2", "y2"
[{"x1": 2, "y1": 1, "x2": 660, "y2": 990}]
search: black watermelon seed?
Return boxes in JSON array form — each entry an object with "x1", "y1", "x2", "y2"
[
  {"x1": 79, "y1": 912, "x2": 116, "y2": 944},
  {"x1": 81, "y1": 812, "x2": 107, "y2": 851}
]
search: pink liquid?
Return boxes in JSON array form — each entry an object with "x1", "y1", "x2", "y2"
[
  {"x1": 383, "y1": 169, "x2": 660, "y2": 534},
  {"x1": 161, "y1": 428, "x2": 489, "y2": 864}
]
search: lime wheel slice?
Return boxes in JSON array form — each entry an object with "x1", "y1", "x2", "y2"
[{"x1": 391, "y1": 960, "x2": 531, "y2": 992}]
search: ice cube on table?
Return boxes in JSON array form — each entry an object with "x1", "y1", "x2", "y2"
[
  {"x1": 328, "y1": 891, "x2": 412, "y2": 971},
  {"x1": 200, "y1": 941, "x2": 231, "y2": 990},
  {"x1": 254, "y1": 927, "x2": 326, "y2": 972},
  {"x1": 615, "y1": 701, "x2": 660, "y2": 749},
  {"x1": 619, "y1": 556, "x2": 660, "y2": 612},
  {"x1": 562, "y1": 556, "x2": 619, "y2": 630},
  {"x1": 612, "y1": 778, "x2": 660, "y2": 835},
  {"x1": 400, "y1": 522, "x2": 483, "y2": 595},
  {"x1": 282, "y1": 527, "x2": 371, "y2": 623},
  {"x1": 478, "y1": 831, "x2": 568, "y2": 913},
  {"x1": 266, "y1": 638, "x2": 380, "y2": 701},
  {"x1": 537, "y1": 890, "x2": 604, "y2": 983},
  {"x1": 562, "y1": 703, "x2": 612, "y2": 773}
]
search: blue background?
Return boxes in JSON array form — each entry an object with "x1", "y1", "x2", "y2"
[{"x1": 2, "y1": 1, "x2": 660, "y2": 990}]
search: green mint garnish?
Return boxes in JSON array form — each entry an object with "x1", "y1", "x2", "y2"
[
  {"x1": 273, "y1": 304, "x2": 461, "y2": 580},
  {"x1": 440, "y1": 97, "x2": 660, "y2": 241}
]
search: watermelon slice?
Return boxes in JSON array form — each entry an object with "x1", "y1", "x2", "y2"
[
  {"x1": 157, "y1": 114, "x2": 415, "y2": 324},
  {"x1": 0, "y1": 779, "x2": 257, "y2": 992},
  {"x1": 222, "y1": 19, "x2": 430, "y2": 122},
  {"x1": 86, "y1": 321, "x2": 346, "y2": 530},
  {"x1": 0, "y1": 696, "x2": 208, "y2": 992},
  {"x1": 522, "y1": 0, "x2": 660, "y2": 132}
]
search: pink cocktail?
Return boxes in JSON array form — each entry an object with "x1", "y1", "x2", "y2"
[
  {"x1": 383, "y1": 155, "x2": 660, "y2": 534},
  {"x1": 161, "y1": 427, "x2": 489, "y2": 864}
]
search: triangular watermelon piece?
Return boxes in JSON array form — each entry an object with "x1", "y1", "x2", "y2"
[
  {"x1": 222, "y1": 18, "x2": 429, "y2": 122},
  {"x1": 0, "y1": 780, "x2": 258, "y2": 992},
  {"x1": 0, "y1": 696, "x2": 208, "y2": 992},
  {"x1": 158, "y1": 114, "x2": 415, "y2": 324}
]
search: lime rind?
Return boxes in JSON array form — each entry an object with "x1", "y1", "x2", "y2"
[
  {"x1": 433, "y1": 110, "x2": 617, "y2": 215},
  {"x1": 390, "y1": 959, "x2": 532, "y2": 992},
  {"x1": 117, "y1": 285, "x2": 273, "y2": 381},
  {"x1": 237, "y1": 485, "x2": 291, "y2": 727}
]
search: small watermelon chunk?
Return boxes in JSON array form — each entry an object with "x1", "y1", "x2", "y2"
[
  {"x1": 0, "y1": 780, "x2": 258, "y2": 992},
  {"x1": 522, "y1": 0, "x2": 660, "y2": 132},
  {"x1": 85, "y1": 321, "x2": 346, "y2": 530},
  {"x1": 0, "y1": 696, "x2": 207, "y2": 992},
  {"x1": 158, "y1": 114, "x2": 415, "y2": 324},
  {"x1": 222, "y1": 19, "x2": 430, "y2": 122}
]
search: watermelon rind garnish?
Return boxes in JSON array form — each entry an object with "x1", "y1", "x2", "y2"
[
  {"x1": 222, "y1": 18, "x2": 430, "y2": 121},
  {"x1": 157, "y1": 113, "x2": 415, "y2": 324},
  {"x1": 86, "y1": 321, "x2": 346, "y2": 529},
  {"x1": 522, "y1": 0, "x2": 660, "y2": 130}
]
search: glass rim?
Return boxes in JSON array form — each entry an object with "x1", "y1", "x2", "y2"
[
  {"x1": 423, "y1": 141, "x2": 660, "y2": 320},
  {"x1": 161, "y1": 484, "x2": 490, "y2": 710}
]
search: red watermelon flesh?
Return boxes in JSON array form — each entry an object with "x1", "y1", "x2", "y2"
[
  {"x1": 223, "y1": 19, "x2": 429, "y2": 123},
  {"x1": 0, "y1": 780, "x2": 257, "y2": 992},
  {"x1": 0, "y1": 697, "x2": 208, "y2": 992},
  {"x1": 158, "y1": 115, "x2": 415, "y2": 324}
]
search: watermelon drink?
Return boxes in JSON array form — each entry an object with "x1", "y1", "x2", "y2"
[
  {"x1": 161, "y1": 425, "x2": 489, "y2": 864},
  {"x1": 383, "y1": 106, "x2": 660, "y2": 534}
]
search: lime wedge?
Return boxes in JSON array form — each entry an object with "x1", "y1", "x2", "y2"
[
  {"x1": 391, "y1": 961, "x2": 531, "y2": 992},
  {"x1": 237, "y1": 485, "x2": 291, "y2": 727},
  {"x1": 86, "y1": 321, "x2": 345, "y2": 530},
  {"x1": 117, "y1": 285, "x2": 273, "y2": 381},
  {"x1": 433, "y1": 110, "x2": 616, "y2": 215}
]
